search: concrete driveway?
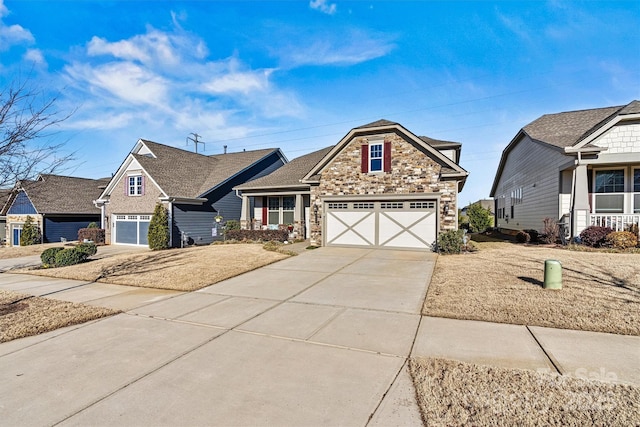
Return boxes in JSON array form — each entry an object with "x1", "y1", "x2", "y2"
[{"x1": 0, "y1": 247, "x2": 435, "y2": 426}]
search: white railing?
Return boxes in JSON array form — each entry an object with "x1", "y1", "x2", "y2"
[{"x1": 590, "y1": 214, "x2": 640, "y2": 234}]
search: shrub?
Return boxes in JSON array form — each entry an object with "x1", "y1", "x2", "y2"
[
  {"x1": 148, "y1": 203, "x2": 170, "y2": 250},
  {"x1": 54, "y1": 247, "x2": 88, "y2": 267},
  {"x1": 20, "y1": 215, "x2": 41, "y2": 246},
  {"x1": 225, "y1": 229, "x2": 289, "y2": 242},
  {"x1": 541, "y1": 218, "x2": 559, "y2": 244},
  {"x1": 467, "y1": 203, "x2": 493, "y2": 233},
  {"x1": 78, "y1": 228, "x2": 105, "y2": 244},
  {"x1": 579, "y1": 226, "x2": 613, "y2": 247},
  {"x1": 516, "y1": 231, "x2": 530, "y2": 244},
  {"x1": 225, "y1": 220, "x2": 240, "y2": 231},
  {"x1": 605, "y1": 231, "x2": 638, "y2": 250},
  {"x1": 438, "y1": 229, "x2": 465, "y2": 254},
  {"x1": 75, "y1": 242, "x2": 97, "y2": 257},
  {"x1": 41, "y1": 247, "x2": 64, "y2": 267},
  {"x1": 524, "y1": 229, "x2": 540, "y2": 243},
  {"x1": 87, "y1": 222, "x2": 99, "y2": 228}
]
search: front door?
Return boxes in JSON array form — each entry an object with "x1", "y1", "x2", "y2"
[{"x1": 12, "y1": 225, "x2": 22, "y2": 246}]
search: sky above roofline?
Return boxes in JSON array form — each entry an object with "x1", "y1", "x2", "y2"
[{"x1": 1, "y1": 0, "x2": 638, "y2": 205}]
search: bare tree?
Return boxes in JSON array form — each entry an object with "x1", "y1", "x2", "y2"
[{"x1": 0, "y1": 79, "x2": 74, "y2": 188}]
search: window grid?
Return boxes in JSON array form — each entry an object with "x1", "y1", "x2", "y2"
[
  {"x1": 128, "y1": 176, "x2": 143, "y2": 196},
  {"x1": 595, "y1": 170, "x2": 624, "y2": 193},
  {"x1": 353, "y1": 203, "x2": 374, "y2": 209},
  {"x1": 328, "y1": 203, "x2": 348, "y2": 209},
  {"x1": 409, "y1": 201, "x2": 435, "y2": 209},
  {"x1": 381, "y1": 202, "x2": 404, "y2": 209},
  {"x1": 369, "y1": 143, "x2": 383, "y2": 172}
]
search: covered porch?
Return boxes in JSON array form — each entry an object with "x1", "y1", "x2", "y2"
[
  {"x1": 566, "y1": 162, "x2": 640, "y2": 237},
  {"x1": 239, "y1": 190, "x2": 311, "y2": 240}
]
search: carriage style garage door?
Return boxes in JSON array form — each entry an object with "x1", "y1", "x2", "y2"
[
  {"x1": 324, "y1": 199, "x2": 437, "y2": 250},
  {"x1": 113, "y1": 214, "x2": 151, "y2": 246}
]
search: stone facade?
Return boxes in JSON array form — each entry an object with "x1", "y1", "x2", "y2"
[
  {"x1": 6, "y1": 214, "x2": 43, "y2": 245},
  {"x1": 309, "y1": 132, "x2": 459, "y2": 245},
  {"x1": 104, "y1": 171, "x2": 163, "y2": 243}
]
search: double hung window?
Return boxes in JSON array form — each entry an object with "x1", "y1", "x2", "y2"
[{"x1": 594, "y1": 170, "x2": 624, "y2": 213}]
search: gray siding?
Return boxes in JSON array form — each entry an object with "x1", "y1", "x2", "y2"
[
  {"x1": 494, "y1": 135, "x2": 569, "y2": 232},
  {"x1": 172, "y1": 204, "x2": 219, "y2": 246},
  {"x1": 0, "y1": 218, "x2": 5, "y2": 242},
  {"x1": 44, "y1": 216, "x2": 101, "y2": 243}
]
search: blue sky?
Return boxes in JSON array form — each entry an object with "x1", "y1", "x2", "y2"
[{"x1": 1, "y1": 0, "x2": 639, "y2": 204}]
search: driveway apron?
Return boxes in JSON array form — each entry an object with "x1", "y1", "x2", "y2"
[{"x1": 0, "y1": 247, "x2": 435, "y2": 426}]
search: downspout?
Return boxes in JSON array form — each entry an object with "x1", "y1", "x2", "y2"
[{"x1": 168, "y1": 200, "x2": 173, "y2": 248}]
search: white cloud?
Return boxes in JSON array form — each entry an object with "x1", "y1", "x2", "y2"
[
  {"x1": 310, "y1": 0, "x2": 336, "y2": 15},
  {"x1": 495, "y1": 9, "x2": 531, "y2": 42},
  {"x1": 64, "y1": 112, "x2": 134, "y2": 130},
  {"x1": 23, "y1": 48, "x2": 46, "y2": 66},
  {"x1": 65, "y1": 61, "x2": 169, "y2": 107},
  {"x1": 279, "y1": 29, "x2": 395, "y2": 67},
  {"x1": 0, "y1": 0, "x2": 34, "y2": 50},
  {"x1": 203, "y1": 69, "x2": 271, "y2": 94}
]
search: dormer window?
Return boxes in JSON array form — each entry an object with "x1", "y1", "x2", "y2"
[{"x1": 128, "y1": 175, "x2": 144, "y2": 196}]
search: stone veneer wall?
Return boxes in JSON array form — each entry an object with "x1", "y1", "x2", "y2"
[
  {"x1": 104, "y1": 171, "x2": 165, "y2": 243},
  {"x1": 6, "y1": 214, "x2": 43, "y2": 245},
  {"x1": 310, "y1": 132, "x2": 458, "y2": 246}
]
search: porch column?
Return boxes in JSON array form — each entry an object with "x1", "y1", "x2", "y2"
[
  {"x1": 294, "y1": 193, "x2": 304, "y2": 238},
  {"x1": 240, "y1": 194, "x2": 251, "y2": 230},
  {"x1": 572, "y1": 164, "x2": 590, "y2": 237}
]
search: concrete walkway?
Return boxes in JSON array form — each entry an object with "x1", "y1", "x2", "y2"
[{"x1": 1, "y1": 246, "x2": 638, "y2": 426}]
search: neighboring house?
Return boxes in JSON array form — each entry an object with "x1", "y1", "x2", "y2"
[
  {"x1": 95, "y1": 139, "x2": 286, "y2": 247},
  {"x1": 0, "y1": 189, "x2": 11, "y2": 244},
  {"x1": 490, "y1": 100, "x2": 640, "y2": 238},
  {"x1": 460, "y1": 199, "x2": 494, "y2": 216},
  {"x1": 4, "y1": 175, "x2": 108, "y2": 246},
  {"x1": 236, "y1": 119, "x2": 468, "y2": 251}
]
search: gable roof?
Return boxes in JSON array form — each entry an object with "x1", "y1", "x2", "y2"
[
  {"x1": 236, "y1": 146, "x2": 335, "y2": 191},
  {"x1": 522, "y1": 100, "x2": 640, "y2": 149},
  {"x1": 302, "y1": 119, "x2": 468, "y2": 185},
  {"x1": 490, "y1": 100, "x2": 640, "y2": 196},
  {"x1": 16, "y1": 175, "x2": 108, "y2": 214},
  {"x1": 0, "y1": 189, "x2": 12, "y2": 215},
  {"x1": 102, "y1": 140, "x2": 283, "y2": 200}
]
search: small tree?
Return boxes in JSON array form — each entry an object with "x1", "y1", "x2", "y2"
[
  {"x1": 20, "y1": 215, "x2": 41, "y2": 246},
  {"x1": 467, "y1": 202, "x2": 493, "y2": 233},
  {"x1": 148, "y1": 203, "x2": 169, "y2": 250}
]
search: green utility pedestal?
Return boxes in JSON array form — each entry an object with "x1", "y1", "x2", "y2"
[{"x1": 543, "y1": 260, "x2": 562, "y2": 289}]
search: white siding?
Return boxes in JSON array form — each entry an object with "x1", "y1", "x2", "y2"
[
  {"x1": 494, "y1": 136, "x2": 569, "y2": 232},
  {"x1": 592, "y1": 123, "x2": 640, "y2": 153}
]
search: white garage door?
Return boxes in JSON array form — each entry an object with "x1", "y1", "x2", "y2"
[
  {"x1": 325, "y1": 200, "x2": 437, "y2": 250},
  {"x1": 113, "y1": 214, "x2": 151, "y2": 246}
]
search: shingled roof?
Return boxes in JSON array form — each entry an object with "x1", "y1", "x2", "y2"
[
  {"x1": 132, "y1": 140, "x2": 280, "y2": 198},
  {"x1": 522, "y1": 100, "x2": 640, "y2": 148},
  {"x1": 0, "y1": 189, "x2": 12, "y2": 215},
  {"x1": 355, "y1": 119, "x2": 399, "y2": 129},
  {"x1": 236, "y1": 146, "x2": 334, "y2": 190},
  {"x1": 18, "y1": 175, "x2": 109, "y2": 214}
]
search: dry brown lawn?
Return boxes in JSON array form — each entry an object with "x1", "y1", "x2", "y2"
[
  {"x1": 410, "y1": 357, "x2": 640, "y2": 426},
  {"x1": 0, "y1": 290, "x2": 119, "y2": 343},
  {"x1": 19, "y1": 243, "x2": 289, "y2": 291},
  {"x1": 424, "y1": 241, "x2": 640, "y2": 335},
  {"x1": 0, "y1": 242, "x2": 70, "y2": 259}
]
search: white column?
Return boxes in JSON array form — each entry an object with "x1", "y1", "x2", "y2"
[
  {"x1": 240, "y1": 194, "x2": 251, "y2": 229},
  {"x1": 572, "y1": 164, "x2": 590, "y2": 236}
]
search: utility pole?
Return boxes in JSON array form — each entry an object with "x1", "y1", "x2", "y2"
[{"x1": 186, "y1": 133, "x2": 205, "y2": 153}]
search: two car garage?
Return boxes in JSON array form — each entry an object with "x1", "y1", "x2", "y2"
[{"x1": 324, "y1": 199, "x2": 438, "y2": 251}]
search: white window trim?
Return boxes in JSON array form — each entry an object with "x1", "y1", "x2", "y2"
[
  {"x1": 369, "y1": 142, "x2": 384, "y2": 173},
  {"x1": 592, "y1": 167, "x2": 627, "y2": 214},
  {"x1": 633, "y1": 168, "x2": 640, "y2": 214},
  {"x1": 267, "y1": 196, "x2": 295, "y2": 225},
  {"x1": 128, "y1": 175, "x2": 143, "y2": 196}
]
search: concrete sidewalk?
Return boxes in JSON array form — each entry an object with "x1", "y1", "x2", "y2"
[{"x1": 412, "y1": 316, "x2": 640, "y2": 386}]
